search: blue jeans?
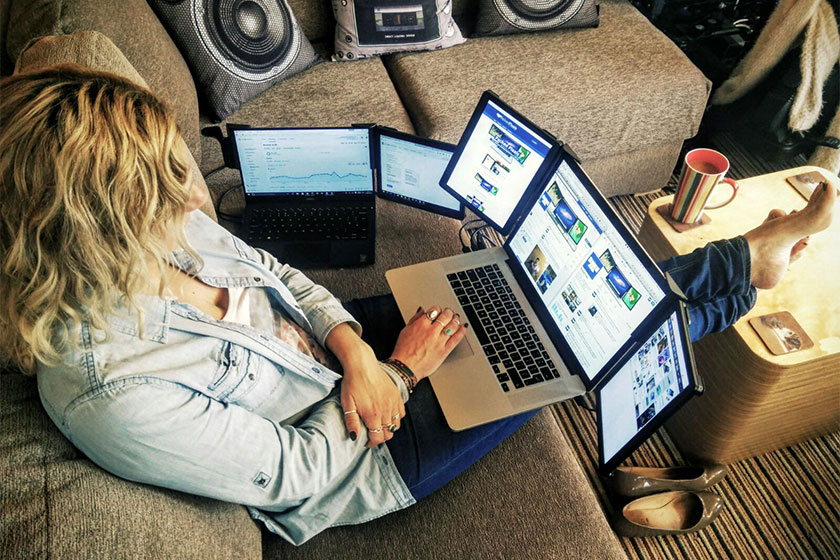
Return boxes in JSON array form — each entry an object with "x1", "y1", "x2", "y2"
[{"x1": 341, "y1": 237, "x2": 755, "y2": 501}]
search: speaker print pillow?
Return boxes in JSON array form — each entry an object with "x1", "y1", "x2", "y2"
[
  {"x1": 332, "y1": 0, "x2": 465, "y2": 61},
  {"x1": 474, "y1": 0, "x2": 599, "y2": 37},
  {"x1": 149, "y1": 0, "x2": 320, "y2": 120}
]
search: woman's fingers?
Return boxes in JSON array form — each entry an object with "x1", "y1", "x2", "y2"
[
  {"x1": 445, "y1": 323, "x2": 468, "y2": 352},
  {"x1": 341, "y1": 394, "x2": 361, "y2": 442}
]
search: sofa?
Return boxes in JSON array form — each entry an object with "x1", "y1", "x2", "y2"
[{"x1": 0, "y1": 1, "x2": 710, "y2": 558}]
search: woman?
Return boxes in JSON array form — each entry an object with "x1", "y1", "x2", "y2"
[{"x1": 1, "y1": 66, "x2": 833, "y2": 545}]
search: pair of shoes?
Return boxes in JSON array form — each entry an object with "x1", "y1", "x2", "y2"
[{"x1": 607, "y1": 465, "x2": 727, "y2": 537}]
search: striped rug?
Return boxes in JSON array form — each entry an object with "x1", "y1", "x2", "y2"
[{"x1": 549, "y1": 135, "x2": 840, "y2": 559}]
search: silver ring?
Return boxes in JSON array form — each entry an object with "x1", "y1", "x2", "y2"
[
  {"x1": 391, "y1": 414, "x2": 400, "y2": 421},
  {"x1": 369, "y1": 426, "x2": 383, "y2": 434},
  {"x1": 343, "y1": 409, "x2": 357, "y2": 416},
  {"x1": 444, "y1": 328, "x2": 454, "y2": 336},
  {"x1": 426, "y1": 309, "x2": 440, "y2": 321},
  {"x1": 433, "y1": 318, "x2": 446, "y2": 326}
]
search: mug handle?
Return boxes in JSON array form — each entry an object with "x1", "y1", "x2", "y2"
[{"x1": 704, "y1": 177, "x2": 739, "y2": 209}]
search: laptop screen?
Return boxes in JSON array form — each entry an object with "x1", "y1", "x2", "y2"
[
  {"x1": 378, "y1": 132, "x2": 463, "y2": 217},
  {"x1": 441, "y1": 95, "x2": 554, "y2": 233},
  {"x1": 234, "y1": 128, "x2": 373, "y2": 195},
  {"x1": 597, "y1": 309, "x2": 695, "y2": 472},
  {"x1": 507, "y1": 157, "x2": 668, "y2": 385}
]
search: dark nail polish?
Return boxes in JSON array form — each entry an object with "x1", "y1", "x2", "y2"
[
  {"x1": 416, "y1": 306, "x2": 422, "y2": 313},
  {"x1": 824, "y1": 182, "x2": 828, "y2": 191},
  {"x1": 464, "y1": 323, "x2": 470, "y2": 329},
  {"x1": 350, "y1": 431, "x2": 357, "y2": 441}
]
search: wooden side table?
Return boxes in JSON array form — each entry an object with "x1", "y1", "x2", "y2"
[{"x1": 638, "y1": 166, "x2": 840, "y2": 464}]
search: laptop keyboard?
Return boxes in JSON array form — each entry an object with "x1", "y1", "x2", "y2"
[
  {"x1": 248, "y1": 206, "x2": 371, "y2": 241},
  {"x1": 447, "y1": 264, "x2": 561, "y2": 392}
]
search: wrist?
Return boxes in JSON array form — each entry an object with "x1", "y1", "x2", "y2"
[{"x1": 326, "y1": 323, "x2": 372, "y2": 365}]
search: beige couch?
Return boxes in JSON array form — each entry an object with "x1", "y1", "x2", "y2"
[{"x1": 1, "y1": 1, "x2": 710, "y2": 557}]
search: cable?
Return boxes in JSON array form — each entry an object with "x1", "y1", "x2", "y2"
[
  {"x1": 203, "y1": 165, "x2": 226, "y2": 180},
  {"x1": 574, "y1": 395, "x2": 597, "y2": 414},
  {"x1": 458, "y1": 218, "x2": 484, "y2": 253}
]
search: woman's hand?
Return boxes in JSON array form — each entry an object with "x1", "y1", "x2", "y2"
[
  {"x1": 326, "y1": 324, "x2": 404, "y2": 448},
  {"x1": 389, "y1": 306, "x2": 468, "y2": 380}
]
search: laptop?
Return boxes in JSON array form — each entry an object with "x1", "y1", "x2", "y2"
[
  {"x1": 386, "y1": 92, "x2": 691, "y2": 430},
  {"x1": 234, "y1": 126, "x2": 463, "y2": 268}
]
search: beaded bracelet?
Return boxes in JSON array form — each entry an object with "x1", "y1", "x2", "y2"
[{"x1": 382, "y1": 359, "x2": 417, "y2": 394}]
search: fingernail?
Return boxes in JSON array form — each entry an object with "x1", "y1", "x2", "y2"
[
  {"x1": 350, "y1": 431, "x2": 357, "y2": 441},
  {"x1": 416, "y1": 306, "x2": 422, "y2": 313},
  {"x1": 464, "y1": 323, "x2": 470, "y2": 329},
  {"x1": 824, "y1": 183, "x2": 828, "y2": 191}
]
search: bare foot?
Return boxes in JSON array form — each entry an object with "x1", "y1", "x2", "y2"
[
  {"x1": 765, "y1": 209, "x2": 810, "y2": 263},
  {"x1": 745, "y1": 183, "x2": 836, "y2": 289}
]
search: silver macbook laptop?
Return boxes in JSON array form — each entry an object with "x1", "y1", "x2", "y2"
[{"x1": 386, "y1": 92, "x2": 677, "y2": 430}]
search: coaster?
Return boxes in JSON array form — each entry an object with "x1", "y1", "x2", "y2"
[
  {"x1": 656, "y1": 204, "x2": 711, "y2": 233},
  {"x1": 749, "y1": 311, "x2": 814, "y2": 355}
]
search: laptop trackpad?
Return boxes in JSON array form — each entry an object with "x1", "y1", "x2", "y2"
[
  {"x1": 447, "y1": 335, "x2": 474, "y2": 361},
  {"x1": 283, "y1": 242, "x2": 330, "y2": 266}
]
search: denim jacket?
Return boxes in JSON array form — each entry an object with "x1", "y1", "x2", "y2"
[{"x1": 36, "y1": 211, "x2": 415, "y2": 545}]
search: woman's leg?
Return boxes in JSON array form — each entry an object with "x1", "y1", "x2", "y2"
[
  {"x1": 342, "y1": 294, "x2": 538, "y2": 501},
  {"x1": 657, "y1": 237, "x2": 753, "y2": 303}
]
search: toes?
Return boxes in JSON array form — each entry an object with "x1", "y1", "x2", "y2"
[{"x1": 790, "y1": 237, "x2": 809, "y2": 262}]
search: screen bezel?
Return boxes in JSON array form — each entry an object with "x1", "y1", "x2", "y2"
[
  {"x1": 233, "y1": 126, "x2": 376, "y2": 198},
  {"x1": 372, "y1": 127, "x2": 465, "y2": 219},
  {"x1": 502, "y1": 149, "x2": 676, "y2": 391},
  {"x1": 596, "y1": 301, "x2": 699, "y2": 475},
  {"x1": 438, "y1": 90, "x2": 561, "y2": 235}
]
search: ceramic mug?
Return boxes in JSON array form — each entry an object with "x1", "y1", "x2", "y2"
[{"x1": 671, "y1": 148, "x2": 738, "y2": 224}]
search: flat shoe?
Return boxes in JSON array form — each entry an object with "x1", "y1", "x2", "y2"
[
  {"x1": 607, "y1": 465, "x2": 727, "y2": 497},
  {"x1": 613, "y1": 490, "x2": 722, "y2": 538}
]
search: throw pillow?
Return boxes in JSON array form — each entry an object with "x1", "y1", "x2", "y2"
[
  {"x1": 148, "y1": 0, "x2": 320, "y2": 120},
  {"x1": 14, "y1": 31, "x2": 218, "y2": 222},
  {"x1": 474, "y1": 0, "x2": 599, "y2": 37},
  {"x1": 332, "y1": 0, "x2": 465, "y2": 61}
]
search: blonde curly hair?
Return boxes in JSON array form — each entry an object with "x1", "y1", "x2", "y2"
[{"x1": 0, "y1": 64, "x2": 201, "y2": 373}]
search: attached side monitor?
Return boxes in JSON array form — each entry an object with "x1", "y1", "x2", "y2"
[
  {"x1": 596, "y1": 303, "x2": 702, "y2": 474},
  {"x1": 439, "y1": 91, "x2": 560, "y2": 235},
  {"x1": 373, "y1": 127, "x2": 465, "y2": 219}
]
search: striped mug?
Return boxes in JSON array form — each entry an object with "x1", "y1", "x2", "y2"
[{"x1": 671, "y1": 148, "x2": 738, "y2": 223}]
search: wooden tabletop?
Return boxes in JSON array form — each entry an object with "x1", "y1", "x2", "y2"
[{"x1": 642, "y1": 165, "x2": 840, "y2": 367}]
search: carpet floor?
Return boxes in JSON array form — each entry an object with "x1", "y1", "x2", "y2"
[{"x1": 549, "y1": 134, "x2": 840, "y2": 559}]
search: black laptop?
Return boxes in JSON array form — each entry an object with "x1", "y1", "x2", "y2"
[
  {"x1": 235, "y1": 127, "x2": 377, "y2": 268},
  {"x1": 234, "y1": 126, "x2": 464, "y2": 268}
]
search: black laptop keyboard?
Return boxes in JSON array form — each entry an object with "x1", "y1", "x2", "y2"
[
  {"x1": 447, "y1": 264, "x2": 561, "y2": 392},
  {"x1": 247, "y1": 206, "x2": 371, "y2": 241}
]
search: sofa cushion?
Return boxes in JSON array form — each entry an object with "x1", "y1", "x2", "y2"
[
  {"x1": 0, "y1": 373, "x2": 262, "y2": 560},
  {"x1": 5, "y1": 0, "x2": 202, "y2": 161},
  {"x1": 287, "y1": 0, "x2": 334, "y2": 44},
  {"x1": 384, "y1": 0, "x2": 710, "y2": 192},
  {"x1": 265, "y1": 407, "x2": 626, "y2": 559},
  {"x1": 13, "y1": 31, "x2": 217, "y2": 222},
  {"x1": 148, "y1": 0, "x2": 321, "y2": 121},
  {"x1": 331, "y1": 0, "x2": 465, "y2": 62}
]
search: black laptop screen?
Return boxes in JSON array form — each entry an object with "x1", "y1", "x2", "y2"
[
  {"x1": 234, "y1": 128, "x2": 373, "y2": 195},
  {"x1": 507, "y1": 158, "x2": 667, "y2": 384}
]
